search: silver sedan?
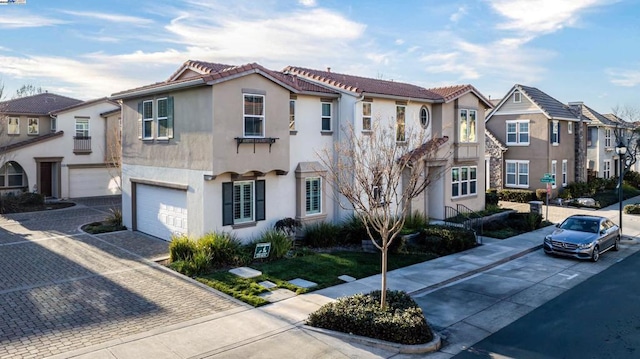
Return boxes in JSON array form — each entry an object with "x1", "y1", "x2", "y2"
[{"x1": 543, "y1": 214, "x2": 620, "y2": 262}]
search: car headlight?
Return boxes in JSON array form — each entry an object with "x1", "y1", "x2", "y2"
[
  {"x1": 544, "y1": 236, "x2": 552, "y2": 243},
  {"x1": 578, "y1": 242, "x2": 594, "y2": 249}
]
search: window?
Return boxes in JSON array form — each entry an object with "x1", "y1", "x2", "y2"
[
  {"x1": 362, "y1": 102, "x2": 372, "y2": 131},
  {"x1": 27, "y1": 118, "x2": 39, "y2": 135},
  {"x1": 75, "y1": 119, "x2": 89, "y2": 138},
  {"x1": 142, "y1": 100, "x2": 153, "y2": 139},
  {"x1": 551, "y1": 160, "x2": 557, "y2": 189},
  {"x1": 550, "y1": 120, "x2": 560, "y2": 145},
  {"x1": 506, "y1": 160, "x2": 529, "y2": 187},
  {"x1": 587, "y1": 127, "x2": 597, "y2": 147},
  {"x1": 506, "y1": 120, "x2": 529, "y2": 145},
  {"x1": 289, "y1": 100, "x2": 296, "y2": 131},
  {"x1": 244, "y1": 94, "x2": 265, "y2": 137},
  {"x1": 562, "y1": 159, "x2": 567, "y2": 187},
  {"x1": 514, "y1": 91, "x2": 521, "y2": 103},
  {"x1": 305, "y1": 177, "x2": 321, "y2": 214},
  {"x1": 0, "y1": 162, "x2": 24, "y2": 187},
  {"x1": 321, "y1": 102, "x2": 332, "y2": 131},
  {"x1": 222, "y1": 180, "x2": 266, "y2": 226},
  {"x1": 51, "y1": 117, "x2": 56, "y2": 132},
  {"x1": 458, "y1": 109, "x2": 477, "y2": 142},
  {"x1": 452, "y1": 166, "x2": 477, "y2": 198},
  {"x1": 157, "y1": 98, "x2": 169, "y2": 138},
  {"x1": 396, "y1": 105, "x2": 406, "y2": 142},
  {"x1": 603, "y1": 160, "x2": 611, "y2": 179},
  {"x1": 604, "y1": 128, "x2": 612, "y2": 147},
  {"x1": 568, "y1": 122, "x2": 573, "y2": 134},
  {"x1": 8, "y1": 117, "x2": 19, "y2": 135},
  {"x1": 420, "y1": 106, "x2": 430, "y2": 129}
]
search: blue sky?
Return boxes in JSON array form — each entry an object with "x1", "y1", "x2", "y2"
[{"x1": 0, "y1": 0, "x2": 637, "y2": 115}]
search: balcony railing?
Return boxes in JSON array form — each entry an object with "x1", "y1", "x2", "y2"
[{"x1": 73, "y1": 136, "x2": 92, "y2": 154}]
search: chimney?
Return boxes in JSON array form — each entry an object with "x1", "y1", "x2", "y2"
[
  {"x1": 327, "y1": 67, "x2": 331, "y2": 73},
  {"x1": 568, "y1": 101, "x2": 583, "y2": 106}
]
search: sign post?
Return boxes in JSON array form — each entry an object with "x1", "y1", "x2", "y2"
[
  {"x1": 253, "y1": 242, "x2": 271, "y2": 259},
  {"x1": 540, "y1": 173, "x2": 555, "y2": 220}
]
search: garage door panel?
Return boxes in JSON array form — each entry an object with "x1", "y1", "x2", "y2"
[{"x1": 137, "y1": 184, "x2": 187, "y2": 241}]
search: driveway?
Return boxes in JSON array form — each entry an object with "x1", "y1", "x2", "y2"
[{"x1": 0, "y1": 197, "x2": 244, "y2": 358}]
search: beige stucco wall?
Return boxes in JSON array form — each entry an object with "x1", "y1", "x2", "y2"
[{"x1": 0, "y1": 114, "x2": 54, "y2": 144}]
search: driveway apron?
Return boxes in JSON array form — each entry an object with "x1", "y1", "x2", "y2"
[{"x1": 0, "y1": 200, "x2": 243, "y2": 358}]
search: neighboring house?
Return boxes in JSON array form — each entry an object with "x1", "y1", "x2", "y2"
[
  {"x1": 0, "y1": 93, "x2": 121, "y2": 198},
  {"x1": 111, "y1": 60, "x2": 492, "y2": 241},
  {"x1": 485, "y1": 85, "x2": 589, "y2": 197}
]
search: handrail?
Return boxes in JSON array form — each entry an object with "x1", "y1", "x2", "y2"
[{"x1": 457, "y1": 203, "x2": 484, "y2": 236}]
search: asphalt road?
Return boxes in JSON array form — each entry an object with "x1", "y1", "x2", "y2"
[{"x1": 453, "y1": 250, "x2": 640, "y2": 359}]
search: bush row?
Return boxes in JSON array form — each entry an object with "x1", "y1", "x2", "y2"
[
  {"x1": 307, "y1": 290, "x2": 433, "y2": 345},
  {"x1": 409, "y1": 225, "x2": 477, "y2": 256},
  {"x1": 0, "y1": 192, "x2": 44, "y2": 213}
]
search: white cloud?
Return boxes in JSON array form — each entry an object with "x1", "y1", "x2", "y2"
[
  {"x1": 0, "y1": 14, "x2": 66, "y2": 28},
  {"x1": 487, "y1": 0, "x2": 613, "y2": 35},
  {"x1": 606, "y1": 68, "x2": 640, "y2": 87},
  {"x1": 298, "y1": 0, "x2": 317, "y2": 7},
  {"x1": 61, "y1": 11, "x2": 153, "y2": 25},
  {"x1": 395, "y1": 39, "x2": 404, "y2": 45},
  {"x1": 450, "y1": 6, "x2": 467, "y2": 22}
]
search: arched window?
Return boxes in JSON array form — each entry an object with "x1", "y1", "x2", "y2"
[
  {"x1": 0, "y1": 162, "x2": 25, "y2": 188},
  {"x1": 420, "y1": 106, "x2": 430, "y2": 129}
]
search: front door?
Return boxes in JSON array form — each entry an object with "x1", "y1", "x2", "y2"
[{"x1": 40, "y1": 162, "x2": 52, "y2": 197}]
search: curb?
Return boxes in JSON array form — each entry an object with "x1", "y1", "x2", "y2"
[{"x1": 303, "y1": 325, "x2": 442, "y2": 354}]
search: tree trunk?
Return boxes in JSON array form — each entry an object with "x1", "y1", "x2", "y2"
[{"x1": 380, "y1": 245, "x2": 388, "y2": 308}]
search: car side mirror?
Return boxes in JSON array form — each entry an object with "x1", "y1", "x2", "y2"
[
  {"x1": 600, "y1": 229, "x2": 606, "y2": 235},
  {"x1": 555, "y1": 223, "x2": 560, "y2": 228}
]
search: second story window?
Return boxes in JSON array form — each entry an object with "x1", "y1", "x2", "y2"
[
  {"x1": 420, "y1": 106, "x2": 430, "y2": 129},
  {"x1": 550, "y1": 121, "x2": 560, "y2": 145},
  {"x1": 75, "y1": 119, "x2": 89, "y2": 138},
  {"x1": 142, "y1": 100, "x2": 153, "y2": 139},
  {"x1": 243, "y1": 94, "x2": 265, "y2": 137},
  {"x1": 321, "y1": 102, "x2": 332, "y2": 131},
  {"x1": 506, "y1": 120, "x2": 529, "y2": 145},
  {"x1": 604, "y1": 128, "x2": 612, "y2": 147},
  {"x1": 362, "y1": 102, "x2": 372, "y2": 131},
  {"x1": 27, "y1": 118, "x2": 39, "y2": 135},
  {"x1": 157, "y1": 98, "x2": 169, "y2": 138},
  {"x1": 568, "y1": 122, "x2": 573, "y2": 134},
  {"x1": 396, "y1": 105, "x2": 406, "y2": 142},
  {"x1": 459, "y1": 109, "x2": 477, "y2": 142},
  {"x1": 289, "y1": 100, "x2": 296, "y2": 131},
  {"x1": 8, "y1": 117, "x2": 19, "y2": 135}
]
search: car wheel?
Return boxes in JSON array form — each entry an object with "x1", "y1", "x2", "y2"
[
  {"x1": 614, "y1": 236, "x2": 621, "y2": 251},
  {"x1": 591, "y1": 245, "x2": 600, "y2": 262}
]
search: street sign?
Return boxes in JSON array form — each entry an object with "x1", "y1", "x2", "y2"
[{"x1": 540, "y1": 173, "x2": 555, "y2": 183}]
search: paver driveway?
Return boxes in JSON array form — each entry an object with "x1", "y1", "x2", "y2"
[{"x1": 0, "y1": 197, "x2": 243, "y2": 358}]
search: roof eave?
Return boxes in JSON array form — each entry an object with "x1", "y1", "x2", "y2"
[{"x1": 110, "y1": 78, "x2": 205, "y2": 100}]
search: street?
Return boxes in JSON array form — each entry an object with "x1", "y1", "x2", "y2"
[{"x1": 453, "y1": 249, "x2": 640, "y2": 359}]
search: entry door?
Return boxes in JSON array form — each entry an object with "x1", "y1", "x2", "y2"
[{"x1": 40, "y1": 162, "x2": 53, "y2": 197}]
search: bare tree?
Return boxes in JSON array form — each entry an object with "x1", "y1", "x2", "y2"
[
  {"x1": 13, "y1": 84, "x2": 44, "y2": 99},
  {"x1": 104, "y1": 111, "x2": 122, "y2": 192},
  {"x1": 611, "y1": 105, "x2": 640, "y2": 172},
  {"x1": 317, "y1": 121, "x2": 448, "y2": 308}
]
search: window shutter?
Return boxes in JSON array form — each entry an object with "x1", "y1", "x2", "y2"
[
  {"x1": 222, "y1": 182, "x2": 233, "y2": 226},
  {"x1": 255, "y1": 180, "x2": 265, "y2": 221},
  {"x1": 558, "y1": 122, "x2": 561, "y2": 143},
  {"x1": 137, "y1": 101, "x2": 143, "y2": 139},
  {"x1": 167, "y1": 96, "x2": 174, "y2": 138}
]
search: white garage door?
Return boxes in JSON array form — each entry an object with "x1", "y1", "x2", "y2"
[
  {"x1": 69, "y1": 167, "x2": 121, "y2": 198},
  {"x1": 136, "y1": 184, "x2": 188, "y2": 241}
]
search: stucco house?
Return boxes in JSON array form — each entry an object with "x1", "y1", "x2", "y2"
[
  {"x1": 0, "y1": 93, "x2": 121, "y2": 199},
  {"x1": 111, "y1": 60, "x2": 492, "y2": 241},
  {"x1": 485, "y1": 85, "x2": 589, "y2": 197}
]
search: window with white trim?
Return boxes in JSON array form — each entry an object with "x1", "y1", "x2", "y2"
[
  {"x1": 396, "y1": 105, "x2": 406, "y2": 142},
  {"x1": 289, "y1": 100, "x2": 296, "y2": 130},
  {"x1": 362, "y1": 102, "x2": 372, "y2": 131},
  {"x1": 142, "y1": 100, "x2": 153, "y2": 139},
  {"x1": 233, "y1": 181, "x2": 254, "y2": 223},
  {"x1": 321, "y1": 102, "x2": 332, "y2": 131},
  {"x1": 562, "y1": 159, "x2": 567, "y2": 186},
  {"x1": 0, "y1": 162, "x2": 25, "y2": 188},
  {"x1": 551, "y1": 120, "x2": 559, "y2": 145},
  {"x1": 75, "y1": 118, "x2": 89, "y2": 138},
  {"x1": 157, "y1": 97, "x2": 169, "y2": 138},
  {"x1": 603, "y1": 160, "x2": 611, "y2": 179},
  {"x1": 27, "y1": 118, "x2": 39, "y2": 135},
  {"x1": 459, "y1": 109, "x2": 477, "y2": 142},
  {"x1": 551, "y1": 160, "x2": 557, "y2": 189},
  {"x1": 506, "y1": 120, "x2": 529, "y2": 145},
  {"x1": 8, "y1": 117, "x2": 19, "y2": 135},
  {"x1": 505, "y1": 160, "x2": 529, "y2": 187},
  {"x1": 305, "y1": 177, "x2": 321, "y2": 214},
  {"x1": 51, "y1": 117, "x2": 56, "y2": 132},
  {"x1": 514, "y1": 91, "x2": 521, "y2": 103},
  {"x1": 452, "y1": 166, "x2": 477, "y2": 198},
  {"x1": 604, "y1": 128, "x2": 612, "y2": 147},
  {"x1": 244, "y1": 94, "x2": 265, "y2": 137},
  {"x1": 568, "y1": 122, "x2": 573, "y2": 134},
  {"x1": 420, "y1": 106, "x2": 430, "y2": 129}
]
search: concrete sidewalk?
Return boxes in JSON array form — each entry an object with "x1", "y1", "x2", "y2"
[{"x1": 54, "y1": 197, "x2": 640, "y2": 359}]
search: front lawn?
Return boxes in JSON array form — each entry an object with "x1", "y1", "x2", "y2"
[{"x1": 196, "y1": 251, "x2": 435, "y2": 306}]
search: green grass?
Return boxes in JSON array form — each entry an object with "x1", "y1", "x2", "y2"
[{"x1": 195, "y1": 251, "x2": 435, "y2": 307}]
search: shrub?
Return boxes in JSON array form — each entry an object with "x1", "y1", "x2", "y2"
[
  {"x1": 485, "y1": 189, "x2": 499, "y2": 206},
  {"x1": 169, "y1": 234, "x2": 196, "y2": 262},
  {"x1": 307, "y1": 290, "x2": 432, "y2": 345},
  {"x1": 18, "y1": 192, "x2": 44, "y2": 206},
  {"x1": 256, "y1": 229, "x2": 293, "y2": 260},
  {"x1": 197, "y1": 232, "x2": 244, "y2": 268},
  {"x1": 624, "y1": 203, "x2": 640, "y2": 214},
  {"x1": 106, "y1": 208, "x2": 123, "y2": 226},
  {"x1": 524, "y1": 212, "x2": 542, "y2": 231},
  {"x1": 412, "y1": 225, "x2": 476, "y2": 256},
  {"x1": 498, "y1": 189, "x2": 535, "y2": 203},
  {"x1": 338, "y1": 215, "x2": 369, "y2": 245},
  {"x1": 169, "y1": 250, "x2": 210, "y2": 276},
  {"x1": 625, "y1": 171, "x2": 640, "y2": 188},
  {"x1": 274, "y1": 217, "x2": 300, "y2": 237},
  {"x1": 535, "y1": 188, "x2": 548, "y2": 201},
  {"x1": 403, "y1": 211, "x2": 429, "y2": 232},
  {"x1": 303, "y1": 221, "x2": 341, "y2": 247}
]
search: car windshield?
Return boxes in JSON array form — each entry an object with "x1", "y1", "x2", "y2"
[{"x1": 560, "y1": 218, "x2": 599, "y2": 233}]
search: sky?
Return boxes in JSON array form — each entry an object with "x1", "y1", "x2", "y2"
[{"x1": 0, "y1": 0, "x2": 638, "y2": 115}]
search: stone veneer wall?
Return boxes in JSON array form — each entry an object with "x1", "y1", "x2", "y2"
[{"x1": 485, "y1": 135, "x2": 504, "y2": 190}]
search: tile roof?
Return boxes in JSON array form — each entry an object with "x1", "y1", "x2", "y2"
[
  {"x1": 516, "y1": 85, "x2": 578, "y2": 120},
  {"x1": 602, "y1": 113, "x2": 635, "y2": 128},
  {"x1": 284, "y1": 66, "x2": 442, "y2": 100},
  {"x1": 428, "y1": 84, "x2": 494, "y2": 108},
  {"x1": 0, "y1": 131, "x2": 64, "y2": 153},
  {"x1": 569, "y1": 103, "x2": 616, "y2": 126},
  {"x1": 0, "y1": 93, "x2": 82, "y2": 116},
  {"x1": 400, "y1": 136, "x2": 449, "y2": 163}
]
